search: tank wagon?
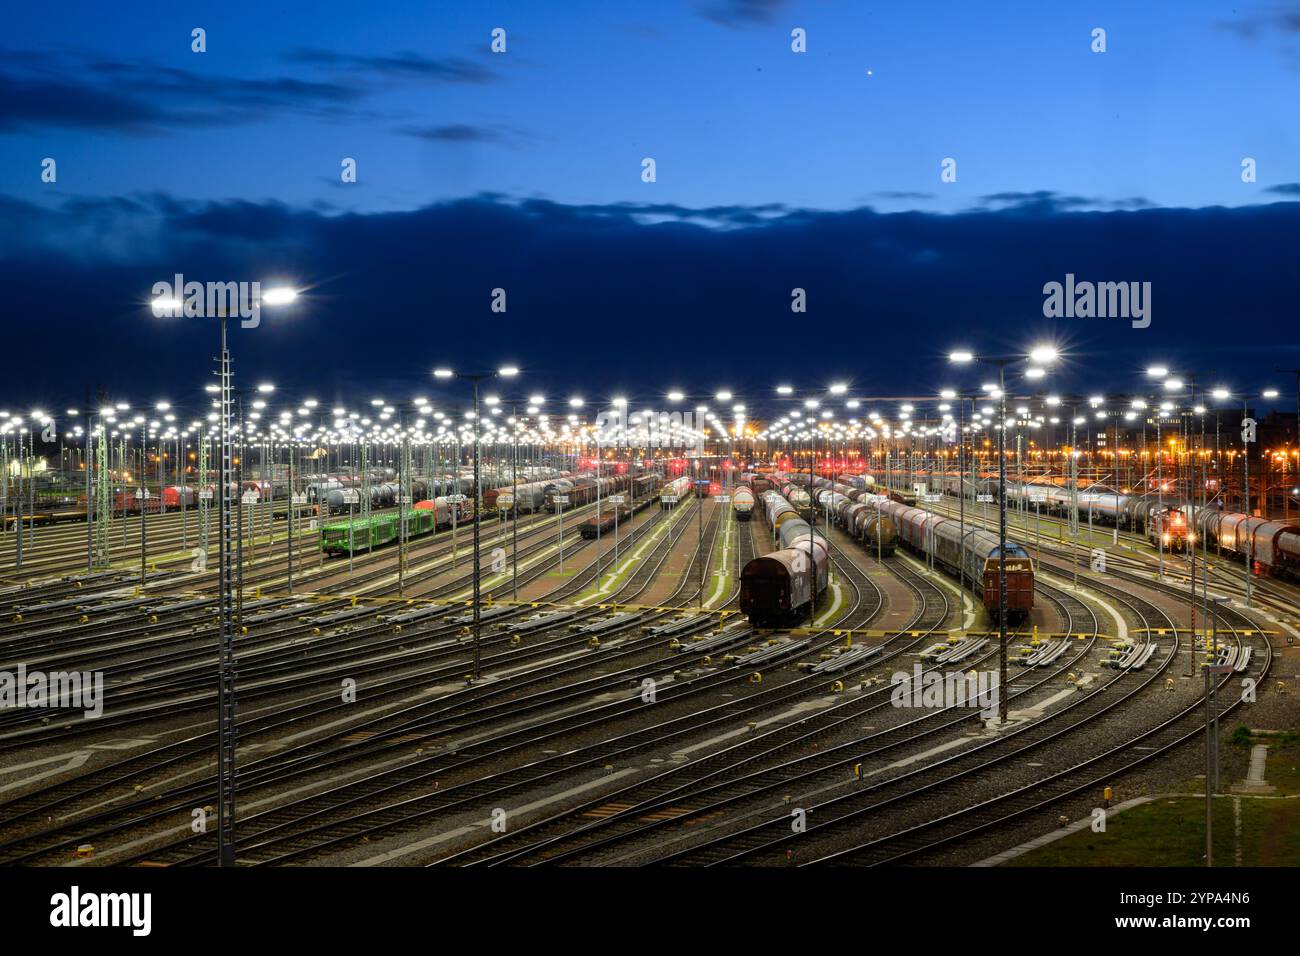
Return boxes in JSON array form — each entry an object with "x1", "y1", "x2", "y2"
[{"x1": 731, "y1": 484, "x2": 756, "y2": 520}]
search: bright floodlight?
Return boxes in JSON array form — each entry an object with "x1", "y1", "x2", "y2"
[
  {"x1": 949, "y1": 350, "x2": 974, "y2": 364},
  {"x1": 152, "y1": 296, "x2": 183, "y2": 315},
  {"x1": 829, "y1": 383, "x2": 847, "y2": 395},
  {"x1": 1163, "y1": 377, "x2": 1184, "y2": 390},
  {"x1": 434, "y1": 369, "x2": 454, "y2": 379},
  {"x1": 1028, "y1": 345, "x2": 1059, "y2": 365},
  {"x1": 257, "y1": 383, "x2": 275, "y2": 393},
  {"x1": 569, "y1": 397, "x2": 584, "y2": 408},
  {"x1": 612, "y1": 396, "x2": 628, "y2": 406},
  {"x1": 1212, "y1": 387, "x2": 1230, "y2": 400},
  {"x1": 261, "y1": 287, "x2": 298, "y2": 306},
  {"x1": 1025, "y1": 367, "x2": 1046, "y2": 379},
  {"x1": 776, "y1": 384, "x2": 793, "y2": 395},
  {"x1": 667, "y1": 390, "x2": 684, "y2": 402},
  {"x1": 1264, "y1": 388, "x2": 1279, "y2": 398},
  {"x1": 1146, "y1": 365, "x2": 1169, "y2": 379},
  {"x1": 498, "y1": 366, "x2": 519, "y2": 377},
  {"x1": 940, "y1": 388, "x2": 957, "y2": 399}
]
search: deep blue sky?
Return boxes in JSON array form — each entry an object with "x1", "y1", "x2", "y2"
[{"x1": 2, "y1": 0, "x2": 1298, "y2": 414}]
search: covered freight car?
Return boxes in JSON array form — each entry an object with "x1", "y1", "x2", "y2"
[{"x1": 740, "y1": 515, "x2": 829, "y2": 625}]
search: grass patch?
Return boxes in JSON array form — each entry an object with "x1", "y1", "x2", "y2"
[
  {"x1": 1259, "y1": 742, "x2": 1300, "y2": 796},
  {"x1": 1009, "y1": 796, "x2": 1300, "y2": 867}
]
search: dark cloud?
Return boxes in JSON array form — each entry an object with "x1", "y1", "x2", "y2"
[
  {"x1": 978, "y1": 191, "x2": 1097, "y2": 213},
  {"x1": 1, "y1": 193, "x2": 1297, "y2": 408},
  {"x1": 0, "y1": 54, "x2": 372, "y2": 134},
  {"x1": 285, "y1": 47, "x2": 497, "y2": 84},
  {"x1": 0, "y1": 72, "x2": 169, "y2": 133},
  {"x1": 695, "y1": 0, "x2": 789, "y2": 28},
  {"x1": 1266, "y1": 182, "x2": 1300, "y2": 194},
  {"x1": 393, "y1": 123, "x2": 534, "y2": 147},
  {"x1": 976, "y1": 191, "x2": 1156, "y2": 214},
  {"x1": 0, "y1": 45, "x2": 494, "y2": 135},
  {"x1": 874, "y1": 191, "x2": 936, "y2": 201},
  {"x1": 1218, "y1": 1, "x2": 1300, "y2": 37},
  {"x1": 1218, "y1": 2, "x2": 1300, "y2": 64}
]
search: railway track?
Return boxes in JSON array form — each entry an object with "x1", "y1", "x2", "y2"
[
  {"x1": 0, "y1": 497, "x2": 632, "y2": 733},
  {"x1": 436, "y1": 551, "x2": 1080, "y2": 865},
  {"x1": 639, "y1": 574, "x2": 1266, "y2": 865},
  {"x1": 0, "y1": 498, "x2": 712, "y2": 863}
]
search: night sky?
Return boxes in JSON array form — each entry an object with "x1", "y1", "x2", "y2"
[{"x1": 2, "y1": 0, "x2": 1298, "y2": 415}]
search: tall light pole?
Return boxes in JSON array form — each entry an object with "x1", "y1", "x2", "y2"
[
  {"x1": 1210, "y1": 385, "x2": 1277, "y2": 609},
  {"x1": 435, "y1": 365, "x2": 519, "y2": 682},
  {"x1": 152, "y1": 285, "x2": 296, "y2": 868},
  {"x1": 950, "y1": 344, "x2": 1059, "y2": 723},
  {"x1": 1154, "y1": 371, "x2": 1205, "y2": 676}
]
